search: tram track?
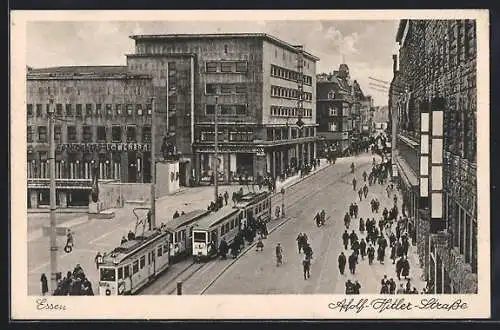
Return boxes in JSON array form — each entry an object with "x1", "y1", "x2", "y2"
[{"x1": 200, "y1": 159, "x2": 373, "y2": 294}]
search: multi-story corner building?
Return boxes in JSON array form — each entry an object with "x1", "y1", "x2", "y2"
[
  {"x1": 359, "y1": 95, "x2": 374, "y2": 136},
  {"x1": 26, "y1": 33, "x2": 319, "y2": 208},
  {"x1": 129, "y1": 33, "x2": 318, "y2": 184},
  {"x1": 316, "y1": 64, "x2": 359, "y2": 155},
  {"x1": 390, "y1": 19, "x2": 477, "y2": 293},
  {"x1": 27, "y1": 66, "x2": 154, "y2": 208}
]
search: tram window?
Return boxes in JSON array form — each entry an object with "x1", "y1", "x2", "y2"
[
  {"x1": 163, "y1": 243, "x2": 168, "y2": 254},
  {"x1": 181, "y1": 230, "x2": 186, "y2": 240},
  {"x1": 117, "y1": 267, "x2": 123, "y2": 280},
  {"x1": 189, "y1": 227, "x2": 193, "y2": 237},
  {"x1": 133, "y1": 261, "x2": 139, "y2": 274},
  {"x1": 239, "y1": 213, "x2": 243, "y2": 220},
  {"x1": 158, "y1": 246, "x2": 163, "y2": 257},
  {"x1": 230, "y1": 220, "x2": 234, "y2": 229},
  {"x1": 225, "y1": 223, "x2": 229, "y2": 232},
  {"x1": 140, "y1": 256, "x2": 146, "y2": 269},
  {"x1": 221, "y1": 226, "x2": 225, "y2": 236},
  {"x1": 100, "y1": 268, "x2": 116, "y2": 282},
  {"x1": 193, "y1": 232, "x2": 206, "y2": 242},
  {"x1": 169, "y1": 233, "x2": 173, "y2": 242},
  {"x1": 147, "y1": 252, "x2": 151, "y2": 264},
  {"x1": 124, "y1": 265, "x2": 130, "y2": 278}
]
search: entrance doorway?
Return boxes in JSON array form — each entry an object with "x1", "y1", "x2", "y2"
[
  {"x1": 143, "y1": 151, "x2": 151, "y2": 183},
  {"x1": 128, "y1": 152, "x2": 137, "y2": 183},
  {"x1": 68, "y1": 190, "x2": 90, "y2": 207},
  {"x1": 179, "y1": 161, "x2": 188, "y2": 186}
]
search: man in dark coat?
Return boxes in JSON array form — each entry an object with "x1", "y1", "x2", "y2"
[
  {"x1": 359, "y1": 217, "x2": 365, "y2": 233},
  {"x1": 396, "y1": 257, "x2": 404, "y2": 280},
  {"x1": 377, "y1": 245, "x2": 385, "y2": 264},
  {"x1": 40, "y1": 273, "x2": 48, "y2": 296},
  {"x1": 219, "y1": 238, "x2": 229, "y2": 259},
  {"x1": 367, "y1": 243, "x2": 375, "y2": 265},
  {"x1": 297, "y1": 233, "x2": 304, "y2": 253},
  {"x1": 353, "y1": 203, "x2": 359, "y2": 218},
  {"x1": 353, "y1": 280, "x2": 361, "y2": 294},
  {"x1": 338, "y1": 252, "x2": 347, "y2": 275},
  {"x1": 344, "y1": 212, "x2": 351, "y2": 229},
  {"x1": 349, "y1": 230, "x2": 358, "y2": 247},
  {"x1": 389, "y1": 278, "x2": 396, "y2": 294},
  {"x1": 352, "y1": 177, "x2": 357, "y2": 191},
  {"x1": 362, "y1": 170, "x2": 367, "y2": 182},
  {"x1": 348, "y1": 252, "x2": 358, "y2": 275},
  {"x1": 342, "y1": 230, "x2": 349, "y2": 250},
  {"x1": 401, "y1": 257, "x2": 410, "y2": 279},
  {"x1": 358, "y1": 188, "x2": 363, "y2": 201},
  {"x1": 402, "y1": 235, "x2": 410, "y2": 258},
  {"x1": 363, "y1": 184, "x2": 369, "y2": 198},
  {"x1": 359, "y1": 238, "x2": 367, "y2": 260},
  {"x1": 390, "y1": 243, "x2": 397, "y2": 264},
  {"x1": 302, "y1": 256, "x2": 311, "y2": 280}
]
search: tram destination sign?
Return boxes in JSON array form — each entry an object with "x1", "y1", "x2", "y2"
[{"x1": 57, "y1": 143, "x2": 151, "y2": 153}]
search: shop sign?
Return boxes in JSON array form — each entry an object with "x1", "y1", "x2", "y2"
[{"x1": 57, "y1": 143, "x2": 151, "y2": 153}]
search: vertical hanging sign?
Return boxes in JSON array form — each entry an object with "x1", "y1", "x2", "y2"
[
  {"x1": 419, "y1": 100, "x2": 430, "y2": 209},
  {"x1": 430, "y1": 97, "x2": 446, "y2": 233}
]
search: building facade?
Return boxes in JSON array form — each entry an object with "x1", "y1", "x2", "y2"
[
  {"x1": 26, "y1": 33, "x2": 319, "y2": 208},
  {"x1": 27, "y1": 66, "x2": 154, "y2": 208},
  {"x1": 359, "y1": 95, "x2": 374, "y2": 136},
  {"x1": 316, "y1": 64, "x2": 361, "y2": 155},
  {"x1": 390, "y1": 19, "x2": 477, "y2": 293}
]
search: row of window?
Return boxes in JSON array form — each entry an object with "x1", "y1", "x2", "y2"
[
  {"x1": 115, "y1": 243, "x2": 169, "y2": 281},
  {"x1": 27, "y1": 103, "x2": 153, "y2": 118},
  {"x1": 220, "y1": 217, "x2": 241, "y2": 236},
  {"x1": 205, "y1": 104, "x2": 247, "y2": 116},
  {"x1": 32, "y1": 85, "x2": 146, "y2": 97},
  {"x1": 205, "y1": 61, "x2": 248, "y2": 73},
  {"x1": 205, "y1": 83, "x2": 247, "y2": 95},
  {"x1": 129, "y1": 61, "x2": 177, "y2": 73},
  {"x1": 270, "y1": 65, "x2": 313, "y2": 86},
  {"x1": 27, "y1": 125, "x2": 151, "y2": 144},
  {"x1": 270, "y1": 85, "x2": 313, "y2": 101},
  {"x1": 266, "y1": 126, "x2": 315, "y2": 141},
  {"x1": 270, "y1": 106, "x2": 313, "y2": 118},
  {"x1": 199, "y1": 130, "x2": 254, "y2": 142}
]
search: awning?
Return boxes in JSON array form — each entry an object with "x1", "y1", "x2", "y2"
[{"x1": 395, "y1": 155, "x2": 418, "y2": 188}]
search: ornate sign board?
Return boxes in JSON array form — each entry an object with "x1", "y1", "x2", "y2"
[
  {"x1": 196, "y1": 145, "x2": 265, "y2": 155},
  {"x1": 57, "y1": 143, "x2": 151, "y2": 153}
]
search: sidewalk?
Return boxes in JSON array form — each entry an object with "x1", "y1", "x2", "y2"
[{"x1": 27, "y1": 159, "x2": 331, "y2": 295}]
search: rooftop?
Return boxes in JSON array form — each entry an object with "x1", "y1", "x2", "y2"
[
  {"x1": 27, "y1": 65, "x2": 151, "y2": 79},
  {"x1": 130, "y1": 33, "x2": 320, "y2": 61}
]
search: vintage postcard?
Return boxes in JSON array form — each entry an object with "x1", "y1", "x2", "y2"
[{"x1": 10, "y1": 9, "x2": 490, "y2": 319}]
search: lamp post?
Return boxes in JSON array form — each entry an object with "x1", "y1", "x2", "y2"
[
  {"x1": 280, "y1": 187, "x2": 285, "y2": 218},
  {"x1": 150, "y1": 97, "x2": 156, "y2": 230},
  {"x1": 214, "y1": 96, "x2": 219, "y2": 202},
  {"x1": 47, "y1": 94, "x2": 58, "y2": 294}
]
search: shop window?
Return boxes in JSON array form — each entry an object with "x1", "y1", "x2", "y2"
[
  {"x1": 36, "y1": 104, "x2": 43, "y2": 117},
  {"x1": 220, "y1": 84, "x2": 232, "y2": 94},
  {"x1": 235, "y1": 61, "x2": 248, "y2": 72},
  {"x1": 236, "y1": 84, "x2": 246, "y2": 94},
  {"x1": 221, "y1": 62, "x2": 233, "y2": 73},
  {"x1": 67, "y1": 126, "x2": 77, "y2": 142},
  {"x1": 97, "y1": 126, "x2": 107, "y2": 142},
  {"x1": 74, "y1": 104, "x2": 82, "y2": 118},
  {"x1": 27, "y1": 104, "x2": 33, "y2": 117},
  {"x1": 205, "y1": 105, "x2": 215, "y2": 115},
  {"x1": 27, "y1": 126, "x2": 33, "y2": 143},
  {"x1": 56, "y1": 104, "x2": 63, "y2": 117},
  {"x1": 142, "y1": 126, "x2": 151, "y2": 143},
  {"x1": 236, "y1": 105, "x2": 247, "y2": 115},
  {"x1": 95, "y1": 104, "x2": 102, "y2": 116},
  {"x1": 54, "y1": 126, "x2": 61, "y2": 142},
  {"x1": 85, "y1": 104, "x2": 93, "y2": 116},
  {"x1": 206, "y1": 84, "x2": 217, "y2": 94},
  {"x1": 137, "y1": 104, "x2": 143, "y2": 116},
  {"x1": 127, "y1": 126, "x2": 137, "y2": 142},
  {"x1": 38, "y1": 126, "x2": 47, "y2": 143},
  {"x1": 82, "y1": 126, "x2": 93, "y2": 142},
  {"x1": 112, "y1": 126, "x2": 122, "y2": 142},
  {"x1": 206, "y1": 62, "x2": 218, "y2": 73}
]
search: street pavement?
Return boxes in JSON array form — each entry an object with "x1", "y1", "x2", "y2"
[
  {"x1": 203, "y1": 153, "x2": 426, "y2": 295},
  {"x1": 27, "y1": 160, "x2": 330, "y2": 295}
]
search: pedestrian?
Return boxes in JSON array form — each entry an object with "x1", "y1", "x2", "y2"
[
  {"x1": 353, "y1": 203, "x2": 359, "y2": 218},
  {"x1": 121, "y1": 236, "x2": 128, "y2": 245},
  {"x1": 396, "y1": 257, "x2": 404, "y2": 280},
  {"x1": 359, "y1": 239, "x2": 367, "y2": 260},
  {"x1": 40, "y1": 273, "x2": 48, "y2": 296},
  {"x1": 377, "y1": 245, "x2": 385, "y2": 264},
  {"x1": 344, "y1": 212, "x2": 351, "y2": 229},
  {"x1": 405, "y1": 279, "x2": 412, "y2": 293},
  {"x1": 389, "y1": 278, "x2": 396, "y2": 294},
  {"x1": 348, "y1": 252, "x2": 357, "y2": 275},
  {"x1": 173, "y1": 210, "x2": 180, "y2": 219},
  {"x1": 363, "y1": 184, "x2": 368, "y2": 198},
  {"x1": 342, "y1": 230, "x2": 349, "y2": 250},
  {"x1": 390, "y1": 243, "x2": 397, "y2": 264},
  {"x1": 367, "y1": 244, "x2": 375, "y2": 265},
  {"x1": 402, "y1": 257, "x2": 410, "y2": 279},
  {"x1": 345, "y1": 280, "x2": 354, "y2": 294},
  {"x1": 352, "y1": 177, "x2": 357, "y2": 191},
  {"x1": 363, "y1": 171, "x2": 367, "y2": 182},
  {"x1": 338, "y1": 252, "x2": 347, "y2": 275},
  {"x1": 349, "y1": 230, "x2": 358, "y2": 247},
  {"x1": 302, "y1": 256, "x2": 311, "y2": 280},
  {"x1": 353, "y1": 280, "x2": 361, "y2": 294},
  {"x1": 224, "y1": 191, "x2": 229, "y2": 205},
  {"x1": 358, "y1": 188, "x2": 363, "y2": 201},
  {"x1": 297, "y1": 233, "x2": 304, "y2": 253},
  {"x1": 396, "y1": 283, "x2": 405, "y2": 294},
  {"x1": 359, "y1": 217, "x2": 365, "y2": 233}
]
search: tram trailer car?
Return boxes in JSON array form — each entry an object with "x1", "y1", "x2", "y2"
[
  {"x1": 164, "y1": 209, "x2": 211, "y2": 262},
  {"x1": 192, "y1": 207, "x2": 242, "y2": 262},
  {"x1": 234, "y1": 191, "x2": 272, "y2": 227},
  {"x1": 98, "y1": 229, "x2": 170, "y2": 295}
]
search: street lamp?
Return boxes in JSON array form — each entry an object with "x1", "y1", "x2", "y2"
[
  {"x1": 214, "y1": 96, "x2": 219, "y2": 202},
  {"x1": 280, "y1": 187, "x2": 285, "y2": 218},
  {"x1": 47, "y1": 94, "x2": 58, "y2": 294}
]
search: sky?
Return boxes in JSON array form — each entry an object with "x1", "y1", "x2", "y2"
[{"x1": 26, "y1": 20, "x2": 399, "y2": 106}]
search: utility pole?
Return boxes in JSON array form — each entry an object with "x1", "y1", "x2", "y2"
[
  {"x1": 214, "y1": 96, "x2": 219, "y2": 202},
  {"x1": 150, "y1": 97, "x2": 156, "y2": 229},
  {"x1": 48, "y1": 95, "x2": 58, "y2": 293}
]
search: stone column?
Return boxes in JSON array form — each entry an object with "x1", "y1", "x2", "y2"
[
  {"x1": 58, "y1": 191, "x2": 67, "y2": 208},
  {"x1": 29, "y1": 190, "x2": 38, "y2": 208},
  {"x1": 194, "y1": 152, "x2": 201, "y2": 185}
]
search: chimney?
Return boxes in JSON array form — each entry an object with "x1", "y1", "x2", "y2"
[{"x1": 392, "y1": 54, "x2": 398, "y2": 74}]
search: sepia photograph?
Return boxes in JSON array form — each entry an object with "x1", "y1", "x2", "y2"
[{"x1": 10, "y1": 9, "x2": 490, "y2": 319}]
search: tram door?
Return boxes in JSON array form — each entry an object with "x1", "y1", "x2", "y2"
[
  {"x1": 148, "y1": 249, "x2": 155, "y2": 279},
  {"x1": 246, "y1": 209, "x2": 254, "y2": 228},
  {"x1": 210, "y1": 230, "x2": 218, "y2": 254}
]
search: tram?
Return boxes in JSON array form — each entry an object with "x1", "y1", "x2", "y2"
[
  {"x1": 192, "y1": 207, "x2": 242, "y2": 262},
  {"x1": 97, "y1": 229, "x2": 170, "y2": 295},
  {"x1": 164, "y1": 209, "x2": 211, "y2": 261},
  {"x1": 234, "y1": 191, "x2": 272, "y2": 227}
]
